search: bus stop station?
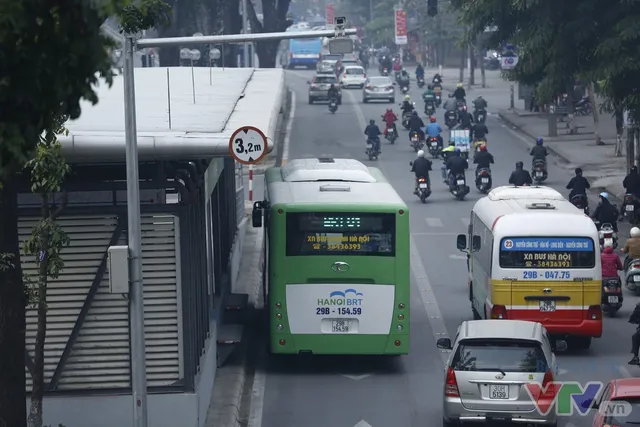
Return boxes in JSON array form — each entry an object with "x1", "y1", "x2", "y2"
[{"x1": 17, "y1": 66, "x2": 285, "y2": 427}]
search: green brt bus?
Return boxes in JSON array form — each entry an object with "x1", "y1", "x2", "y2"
[{"x1": 251, "y1": 158, "x2": 410, "y2": 355}]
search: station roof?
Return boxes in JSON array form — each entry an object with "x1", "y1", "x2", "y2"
[{"x1": 59, "y1": 67, "x2": 285, "y2": 162}]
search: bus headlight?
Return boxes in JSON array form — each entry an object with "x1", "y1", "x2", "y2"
[
  {"x1": 277, "y1": 324, "x2": 283, "y2": 331},
  {"x1": 397, "y1": 325, "x2": 403, "y2": 331}
]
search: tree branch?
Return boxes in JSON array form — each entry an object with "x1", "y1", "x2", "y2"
[
  {"x1": 51, "y1": 191, "x2": 68, "y2": 220},
  {"x1": 25, "y1": 352, "x2": 35, "y2": 378},
  {"x1": 246, "y1": 1, "x2": 263, "y2": 33},
  {"x1": 276, "y1": 0, "x2": 290, "y2": 23}
]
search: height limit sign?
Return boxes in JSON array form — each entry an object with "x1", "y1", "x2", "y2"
[{"x1": 229, "y1": 126, "x2": 268, "y2": 165}]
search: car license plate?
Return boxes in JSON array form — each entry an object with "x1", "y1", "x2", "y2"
[
  {"x1": 536, "y1": 171, "x2": 543, "y2": 177},
  {"x1": 388, "y1": 128, "x2": 394, "y2": 133},
  {"x1": 332, "y1": 320, "x2": 349, "y2": 333},
  {"x1": 634, "y1": 275, "x2": 640, "y2": 282},
  {"x1": 457, "y1": 179, "x2": 464, "y2": 185},
  {"x1": 366, "y1": 143, "x2": 372, "y2": 148},
  {"x1": 481, "y1": 177, "x2": 489, "y2": 183},
  {"x1": 489, "y1": 384, "x2": 509, "y2": 399},
  {"x1": 604, "y1": 238, "x2": 613, "y2": 247},
  {"x1": 431, "y1": 142, "x2": 437, "y2": 147},
  {"x1": 608, "y1": 296, "x2": 619, "y2": 303},
  {"x1": 627, "y1": 205, "x2": 635, "y2": 211},
  {"x1": 412, "y1": 137, "x2": 418, "y2": 142},
  {"x1": 539, "y1": 300, "x2": 556, "y2": 312},
  {"x1": 419, "y1": 183, "x2": 428, "y2": 188}
]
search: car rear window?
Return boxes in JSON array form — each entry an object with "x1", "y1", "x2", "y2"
[
  {"x1": 346, "y1": 68, "x2": 364, "y2": 75},
  {"x1": 451, "y1": 339, "x2": 548, "y2": 373},
  {"x1": 315, "y1": 76, "x2": 336, "y2": 84},
  {"x1": 369, "y1": 77, "x2": 390, "y2": 86}
]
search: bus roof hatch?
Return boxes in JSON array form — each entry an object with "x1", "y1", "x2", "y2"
[{"x1": 526, "y1": 202, "x2": 556, "y2": 210}]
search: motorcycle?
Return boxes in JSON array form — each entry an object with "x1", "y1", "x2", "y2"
[
  {"x1": 626, "y1": 258, "x2": 640, "y2": 294},
  {"x1": 575, "y1": 96, "x2": 592, "y2": 116},
  {"x1": 401, "y1": 109, "x2": 413, "y2": 129},
  {"x1": 427, "y1": 136, "x2": 440, "y2": 158},
  {"x1": 328, "y1": 98, "x2": 338, "y2": 114},
  {"x1": 570, "y1": 193, "x2": 589, "y2": 215},
  {"x1": 394, "y1": 70, "x2": 402, "y2": 81},
  {"x1": 433, "y1": 85, "x2": 442, "y2": 106},
  {"x1": 385, "y1": 124, "x2": 397, "y2": 144},
  {"x1": 424, "y1": 101, "x2": 436, "y2": 117},
  {"x1": 595, "y1": 221, "x2": 618, "y2": 250},
  {"x1": 401, "y1": 85, "x2": 409, "y2": 94},
  {"x1": 409, "y1": 162, "x2": 432, "y2": 203},
  {"x1": 445, "y1": 110, "x2": 457, "y2": 129},
  {"x1": 601, "y1": 277, "x2": 623, "y2": 316},
  {"x1": 366, "y1": 137, "x2": 380, "y2": 161},
  {"x1": 475, "y1": 108, "x2": 487, "y2": 124},
  {"x1": 475, "y1": 168, "x2": 492, "y2": 193},
  {"x1": 410, "y1": 131, "x2": 423, "y2": 152},
  {"x1": 381, "y1": 67, "x2": 389, "y2": 76},
  {"x1": 532, "y1": 159, "x2": 548, "y2": 184},
  {"x1": 417, "y1": 76, "x2": 425, "y2": 88},
  {"x1": 450, "y1": 173, "x2": 470, "y2": 200},
  {"x1": 623, "y1": 193, "x2": 640, "y2": 224}
]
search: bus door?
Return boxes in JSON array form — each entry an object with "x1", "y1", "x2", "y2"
[{"x1": 511, "y1": 280, "x2": 583, "y2": 324}]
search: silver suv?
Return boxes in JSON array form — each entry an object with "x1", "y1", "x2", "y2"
[
  {"x1": 438, "y1": 320, "x2": 559, "y2": 427},
  {"x1": 307, "y1": 74, "x2": 341, "y2": 104}
]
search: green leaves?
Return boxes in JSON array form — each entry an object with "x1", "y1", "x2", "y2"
[{"x1": 117, "y1": 0, "x2": 171, "y2": 34}]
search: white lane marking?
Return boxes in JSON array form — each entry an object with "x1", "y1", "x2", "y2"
[
  {"x1": 282, "y1": 91, "x2": 296, "y2": 165},
  {"x1": 353, "y1": 421, "x2": 373, "y2": 427},
  {"x1": 426, "y1": 217, "x2": 444, "y2": 228},
  {"x1": 247, "y1": 369, "x2": 266, "y2": 427},
  {"x1": 449, "y1": 254, "x2": 467, "y2": 260},
  {"x1": 618, "y1": 365, "x2": 634, "y2": 378}
]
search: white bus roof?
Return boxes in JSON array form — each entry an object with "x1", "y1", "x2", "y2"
[
  {"x1": 266, "y1": 158, "x2": 406, "y2": 207},
  {"x1": 472, "y1": 185, "x2": 598, "y2": 237}
]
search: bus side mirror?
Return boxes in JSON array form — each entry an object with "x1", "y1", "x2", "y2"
[
  {"x1": 456, "y1": 234, "x2": 467, "y2": 250},
  {"x1": 472, "y1": 235, "x2": 482, "y2": 251},
  {"x1": 252, "y1": 201, "x2": 264, "y2": 228}
]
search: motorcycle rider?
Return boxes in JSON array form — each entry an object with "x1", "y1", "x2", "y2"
[
  {"x1": 432, "y1": 73, "x2": 442, "y2": 85},
  {"x1": 443, "y1": 95, "x2": 458, "y2": 115},
  {"x1": 566, "y1": 167, "x2": 591, "y2": 201},
  {"x1": 472, "y1": 121, "x2": 489, "y2": 150},
  {"x1": 408, "y1": 111, "x2": 425, "y2": 142},
  {"x1": 593, "y1": 192, "x2": 619, "y2": 232},
  {"x1": 453, "y1": 82, "x2": 466, "y2": 102},
  {"x1": 422, "y1": 85, "x2": 437, "y2": 111},
  {"x1": 411, "y1": 150, "x2": 433, "y2": 194},
  {"x1": 601, "y1": 242, "x2": 623, "y2": 304},
  {"x1": 440, "y1": 141, "x2": 456, "y2": 181},
  {"x1": 416, "y1": 63, "x2": 425, "y2": 81},
  {"x1": 530, "y1": 137, "x2": 548, "y2": 166},
  {"x1": 401, "y1": 95, "x2": 414, "y2": 115},
  {"x1": 472, "y1": 95, "x2": 488, "y2": 121},
  {"x1": 445, "y1": 148, "x2": 469, "y2": 187},
  {"x1": 382, "y1": 108, "x2": 398, "y2": 136},
  {"x1": 508, "y1": 161, "x2": 533, "y2": 186},
  {"x1": 364, "y1": 119, "x2": 382, "y2": 154},
  {"x1": 426, "y1": 116, "x2": 443, "y2": 148},
  {"x1": 398, "y1": 68, "x2": 410, "y2": 86},
  {"x1": 327, "y1": 84, "x2": 339, "y2": 102},
  {"x1": 459, "y1": 106, "x2": 474, "y2": 140},
  {"x1": 623, "y1": 227, "x2": 640, "y2": 277},
  {"x1": 473, "y1": 144, "x2": 494, "y2": 172},
  {"x1": 622, "y1": 166, "x2": 640, "y2": 214}
]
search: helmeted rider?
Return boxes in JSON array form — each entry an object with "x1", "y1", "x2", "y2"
[
  {"x1": 327, "y1": 84, "x2": 339, "y2": 101},
  {"x1": 622, "y1": 165, "x2": 640, "y2": 215},
  {"x1": 530, "y1": 137, "x2": 548, "y2": 166},
  {"x1": 472, "y1": 95, "x2": 488, "y2": 121},
  {"x1": 423, "y1": 85, "x2": 437, "y2": 110},
  {"x1": 364, "y1": 119, "x2": 382, "y2": 153},
  {"x1": 382, "y1": 108, "x2": 398, "y2": 136},
  {"x1": 445, "y1": 148, "x2": 469, "y2": 187},
  {"x1": 443, "y1": 95, "x2": 457, "y2": 116},
  {"x1": 401, "y1": 95, "x2": 414, "y2": 115},
  {"x1": 622, "y1": 226, "x2": 640, "y2": 276},
  {"x1": 459, "y1": 106, "x2": 474, "y2": 140},
  {"x1": 473, "y1": 121, "x2": 489, "y2": 149},
  {"x1": 508, "y1": 161, "x2": 533, "y2": 186},
  {"x1": 453, "y1": 82, "x2": 466, "y2": 102},
  {"x1": 425, "y1": 116, "x2": 443, "y2": 148},
  {"x1": 473, "y1": 144, "x2": 494, "y2": 172},
  {"x1": 408, "y1": 111, "x2": 425, "y2": 142},
  {"x1": 601, "y1": 240, "x2": 623, "y2": 298},
  {"x1": 416, "y1": 63, "x2": 425, "y2": 80},
  {"x1": 411, "y1": 150, "x2": 433, "y2": 194},
  {"x1": 592, "y1": 192, "x2": 619, "y2": 232},
  {"x1": 440, "y1": 141, "x2": 456, "y2": 181},
  {"x1": 566, "y1": 167, "x2": 590, "y2": 201},
  {"x1": 432, "y1": 73, "x2": 442, "y2": 85}
]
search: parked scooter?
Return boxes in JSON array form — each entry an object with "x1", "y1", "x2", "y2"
[
  {"x1": 366, "y1": 137, "x2": 380, "y2": 161},
  {"x1": 601, "y1": 277, "x2": 623, "y2": 316},
  {"x1": 410, "y1": 131, "x2": 423, "y2": 152},
  {"x1": 427, "y1": 136, "x2": 440, "y2": 158},
  {"x1": 532, "y1": 159, "x2": 548, "y2": 184},
  {"x1": 450, "y1": 173, "x2": 470, "y2": 200},
  {"x1": 475, "y1": 168, "x2": 492, "y2": 193},
  {"x1": 570, "y1": 193, "x2": 589, "y2": 215},
  {"x1": 623, "y1": 193, "x2": 640, "y2": 224}
]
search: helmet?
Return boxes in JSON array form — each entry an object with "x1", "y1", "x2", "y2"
[
  {"x1": 417, "y1": 150, "x2": 425, "y2": 158},
  {"x1": 454, "y1": 148, "x2": 461, "y2": 155},
  {"x1": 369, "y1": 119, "x2": 375, "y2": 125},
  {"x1": 599, "y1": 192, "x2": 609, "y2": 199},
  {"x1": 412, "y1": 110, "x2": 418, "y2": 116},
  {"x1": 430, "y1": 116, "x2": 436, "y2": 123},
  {"x1": 449, "y1": 141, "x2": 455, "y2": 146},
  {"x1": 386, "y1": 108, "x2": 392, "y2": 112},
  {"x1": 575, "y1": 167, "x2": 582, "y2": 175},
  {"x1": 516, "y1": 161, "x2": 524, "y2": 168},
  {"x1": 536, "y1": 137, "x2": 544, "y2": 145},
  {"x1": 632, "y1": 227, "x2": 640, "y2": 238},
  {"x1": 461, "y1": 106, "x2": 467, "y2": 111},
  {"x1": 457, "y1": 82, "x2": 463, "y2": 88},
  {"x1": 479, "y1": 144, "x2": 487, "y2": 151},
  {"x1": 405, "y1": 95, "x2": 411, "y2": 100}
]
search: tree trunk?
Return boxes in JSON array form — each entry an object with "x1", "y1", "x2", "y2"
[
  {"x1": 0, "y1": 178, "x2": 27, "y2": 427},
  {"x1": 615, "y1": 105, "x2": 624, "y2": 157},
  {"x1": 256, "y1": 40, "x2": 279, "y2": 68},
  {"x1": 587, "y1": 83, "x2": 603, "y2": 145},
  {"x1": 565, "y1": 81, "x2": 577, "y2": 134}
]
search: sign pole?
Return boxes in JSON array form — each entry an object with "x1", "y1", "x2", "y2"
[{"x1": 510, "y1": 84, "x2": 515, "y2": 109}]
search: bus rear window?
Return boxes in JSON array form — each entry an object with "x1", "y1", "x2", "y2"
[
  {"x1": 286, "y1": 212, "x2": 395, "y2": 256},
  {"x1": 499, "y1": 237, "x2": 595, "y2": 269},
  {"x1": 451, "y1": 339, "x2": 548, "y2": 373}
]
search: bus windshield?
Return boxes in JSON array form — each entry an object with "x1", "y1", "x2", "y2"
[
  {"x1": 285, "y1": 212, "x2": 395, "y2": 256},
  {"x1": 291, "y1": 39, "x2": 321, "y2": 53},
  {"x1": 499, "y1": 237, "x2": 595, "y2": 269}
]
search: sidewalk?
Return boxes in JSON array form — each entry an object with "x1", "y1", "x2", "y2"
[{"x1": 407, "y1": 65, "x2": 628, "y2": 200}]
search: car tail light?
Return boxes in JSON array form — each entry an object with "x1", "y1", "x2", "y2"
[
  {"x1": 363, "y1": 73, "x2": 366, "y2": 78},
  {"x1": 365, "y1": 85, "x2": 372, "y2": 89},
  {"x1": 587, "y1": 305, "x2": 602, "y2": 320},
  {"x1": 445, "y1": 368, "x2": 460, "y2": 397},
  {"x1": 627, "y1": 195, "x2": 635, "y2": 202},
  {"x1": 490, "y1": 305, "x2": 507, "y2": 319},
  {"x1": 387, "y1": 85, "x2": 393, "y2": 90},
  {"x1": 531, "y1": 369, "x2": 559, "y2": 406}
]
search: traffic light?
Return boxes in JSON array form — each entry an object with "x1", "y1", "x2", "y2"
[{"x1": 428, "y1": 0, "x2": 437, "y2": 16}]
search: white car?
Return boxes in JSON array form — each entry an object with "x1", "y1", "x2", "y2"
[{"x1": 340, "y1": 66, "x2": 367, "y2": 88}]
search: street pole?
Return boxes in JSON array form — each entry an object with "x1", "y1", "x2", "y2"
[
  {"x1": 510, "y1": 84, "x2": 515, "y2": 109},
  {"x1": 123, "y1": 35, "x2": 148, "y2": 427},
  {"x1": 242, "y1": 0, "x2": 250, "y2": 67}
]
